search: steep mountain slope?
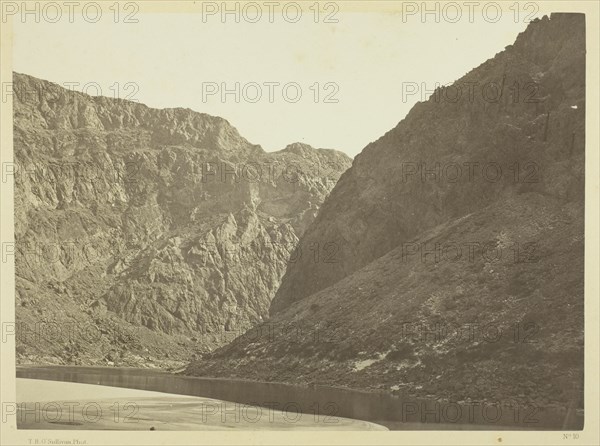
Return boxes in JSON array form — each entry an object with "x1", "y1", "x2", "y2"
[
  {"x1": 187, "y1": 193, "x2": 583, "y2": 408},
  {"x1": 186, "y1": 13, "x2": 585, "y2": 412},
  {"x1": 13, "y1": 73, "x2": 351, "y2": 366},
  {"x1": 270, "y1": 13, "x2": 585, "y2": 314}
]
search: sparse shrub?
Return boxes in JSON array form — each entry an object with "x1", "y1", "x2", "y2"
[
  {"x1": 443, "y1": 298, "x2": 458, "y2": 311},
  {"x1": 387, "y1": 343, "x2": 416, "y2": 361},
  {"x1": 333, "y1": 343, "x2": 359, "y2": 360},
  {"x1": 15, "y1": 345, "x2": 27, "y2": 356}
]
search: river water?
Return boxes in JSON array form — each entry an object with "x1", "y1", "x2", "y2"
[
  {"x1": 16, "y1": 366, "x2": 389, "y2": 430},
  {"x1": 15, "y1": 365, "x2": 579, "y2": 430}
]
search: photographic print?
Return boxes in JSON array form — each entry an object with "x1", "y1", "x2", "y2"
[{"x1": 0, "y1": 1, "x2": 598, "y2": 445}]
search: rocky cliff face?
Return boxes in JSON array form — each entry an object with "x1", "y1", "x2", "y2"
[
  {"x1": 270, "y1": 13, "x2": 585, "y2": 314},
  {"x1": 187, "y1": 14, "x2": 585, "y2": 413},
  {"x1": 13, "y1": 73, "x2": 351, "y2": 366}
]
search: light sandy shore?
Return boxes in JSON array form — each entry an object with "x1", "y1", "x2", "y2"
[{"x1": 16, "y1": 379, "x2": 388, "y2": 430}]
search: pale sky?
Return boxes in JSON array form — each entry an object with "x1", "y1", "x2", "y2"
[{"x1": 12, "y1": 5, "x2": 543, "y2": 157}]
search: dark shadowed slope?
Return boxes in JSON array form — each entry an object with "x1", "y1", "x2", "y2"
[
  {"x1": 186, "y1": 14, "x2": 585, "y2": 412},
  {"x1": 270, "y1": 13, "x2": 584, "y2": 314}
]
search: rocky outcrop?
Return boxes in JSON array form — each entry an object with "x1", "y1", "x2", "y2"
[
  {"x1": 13, "y1": 73, "x2": 351, "y2": 366},
  {"x1": 186, "y1": 14, "x2": 585, "y2": 413}
]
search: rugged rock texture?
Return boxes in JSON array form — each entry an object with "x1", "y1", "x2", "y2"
[
  {"x1": 13, "y1": 73, "x2": 351, "y2": 367},
  {"x1": 270, "y1": 13, "x2": 585, "y2": 313},
  {"x1": 188, "y1": 193, "x2": 584, "y2": 408},
  {"x1": 187, "y1": 13, "x2": 585, "y2": 412}
]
